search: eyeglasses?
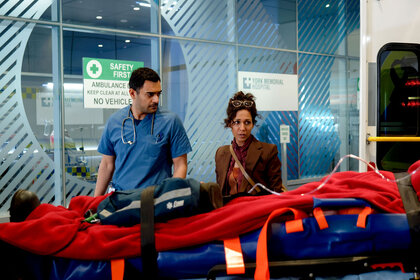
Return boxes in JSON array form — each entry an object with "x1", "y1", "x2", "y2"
[{"x1": 231, "y1": 100, "x2": 253, "y2": 108}]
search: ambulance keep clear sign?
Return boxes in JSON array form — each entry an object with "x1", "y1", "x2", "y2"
[{"x1": 83, "y1": 58, "x2": 144, "y2": 109}]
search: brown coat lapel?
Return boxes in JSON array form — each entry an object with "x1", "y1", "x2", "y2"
[
  {"x1": 239, "y1": 139, "x2": 262, "y2": 192},
  {"x1": 215, "y1": 136, "x2": 283, "y2": 195},
  {"x1": 215, "y1": 145, "x2": 231, "y2": 193}
]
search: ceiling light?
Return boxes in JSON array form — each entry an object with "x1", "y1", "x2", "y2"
[
  {"x1": 43, "y1": 82, "x2": 53, "y2": 89},
  {"x1": 325, "y1": 4, "x2": 330, "y2": 8},
  {"x1": 98, "y1": 44, "x2": 103, "y2": 48},
  {"x1": 139, "y1": 3, "x2": 151, "y2": 7},
  {"x1": 133, "y1": 7, "x2": 140, "y2": 11},
  {"x1": 125, "y1": 40, "x2": 131, "y2": 43},
  {"x1": 96, "y1": 15, "x2": 102, "y2": 20},
  {"x1": 42, "y1": 83, "x2": 83, "y2": 90}
]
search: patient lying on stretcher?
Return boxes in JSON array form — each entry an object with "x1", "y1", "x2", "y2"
[
  {"x1": 9, "y1": 177, "x2": 224, "y2": 225},
  {"x1": 9, "y1": 158, "x2": 420, "y2": 225},
  {"x1": 1, "y1": 159, "x2": 419, "y2": 265},
  {"x1": 2, "y1": 159, "x2": 419, "y2": 280}
]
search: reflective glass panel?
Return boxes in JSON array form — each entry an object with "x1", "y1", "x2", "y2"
[
  {"x1": 161, "y1": 0, "x2": 236, "y2": 42},
  {"x1": 22, "y1": 25, "x2": 53, "y2": 74},
  {"x1": 63, "y1": 30, "x2": 159, "y2": 75},
  {"x1": 347, "y1": 59, "x2": 360, "y2": 171},
  {"x1": 9, "y1": 25, "x2": 57, "y2": 211},
  {"x1": 298, "y1": 53, "x2": 340, "y2": 177},
  {"x1": 62, "y1": 0, "x2": 159, "y2": 33},
  {"x1": 162, "y1": 38, "x2": 236, "y2": 182},
  {"x1": 62, "y1": 30, "x2": 159, "y2": 186},
  {"x1": 239, "y1": 46, "x2": 298, "y2": 179},
  {"x1": 346, "y1": 0, "x2": 360, "y2": 57},
  {"x1": 298, "y1": 0, "x2": 347, "y2": 55},
  {"x1": 329, "y1": 58, "x2": 351, "y2": 171},
  {"x1": 62, "y1": 76, "x2": 104, "y2": 187},
  {"x1": 238, "y1": 0, "x2": 297, "y2": 50},
  {"x1": 0, "y1": 0, "x2": 54, "y2": 21}
]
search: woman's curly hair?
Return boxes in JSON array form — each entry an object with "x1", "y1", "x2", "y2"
[{"x1": 224, "y1": 91, "x2": 259, "y2": 128}]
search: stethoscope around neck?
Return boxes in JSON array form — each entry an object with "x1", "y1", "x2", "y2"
[{"x1": 121, "y1": 106, "x2": 155, "y2": 145}]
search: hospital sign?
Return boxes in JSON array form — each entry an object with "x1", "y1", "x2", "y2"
[
  {"x1": 83, "y1": 58, "x2": 144, "y2": 109},
  {"x1": 238, "y1": 71, "x2": 298, "y2": 111}
]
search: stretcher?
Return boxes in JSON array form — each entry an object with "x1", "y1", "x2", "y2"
[
  {"x1": 23, "y1": 199, "x2": 418, "y2": 280},
  {"x1": 1, "y1": 160, "x2": 419, "y2": 280}
]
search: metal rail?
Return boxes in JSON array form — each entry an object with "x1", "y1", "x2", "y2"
[{"x1": 367, "y1": 136, "x2": 420, "y2": 142}]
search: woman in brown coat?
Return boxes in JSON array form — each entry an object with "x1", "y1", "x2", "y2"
[{"x1": 215, "y1": 91, "x2": 286, "y2": 199}]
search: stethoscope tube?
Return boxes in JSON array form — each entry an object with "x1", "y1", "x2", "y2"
[{"x1": 121, "y1": 106, "x2": 155, "y2": 145}]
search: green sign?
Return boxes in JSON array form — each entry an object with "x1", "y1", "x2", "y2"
[
  {"x1": 83, "y1": 58, "x2": 144, "y2": 81},
  {"x1": 83, "y1": 58, "x2": 144, "y2": 109}
]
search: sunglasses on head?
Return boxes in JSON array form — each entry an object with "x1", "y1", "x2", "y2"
[{"x1": 231, "y1": 100, "x2": 253, "y2": 107}]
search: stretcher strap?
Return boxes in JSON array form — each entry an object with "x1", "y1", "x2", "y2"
[
  {"x1": 111, "y1": 259, "x2": 124, "y2": 280},
  {"x1": 255, "y1": 208, "x2": 307, "y2": 280},
  {"x1": 285, "y1": 219, "x2": 304, "y2": 233},
  {"x1": 395, "y1": 171, "x2": 420, "y2": 250},
  {"x1": 356, "y1": 207, "x2": 372, "y2": 228},
  {"x1": 141, "y1": 185, "x2": 158, "y2": 278},
  {"x1": 313, "y1": 206, "x2": 372, "y2": 230},
  {"x1": 223, "y1": 237, "x2": 245, "y2": 275},
  {"x1": 313, "y1": 207, "x2": 329, "y2": 229}
]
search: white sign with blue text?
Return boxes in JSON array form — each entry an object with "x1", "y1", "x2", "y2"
[{"x1": 238, "y1": 71, "x2": 298, "y2": 111}]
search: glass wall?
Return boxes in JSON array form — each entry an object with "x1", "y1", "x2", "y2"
[{"x1": 0, "y1": 0, "x2": 359, "y2": 215}]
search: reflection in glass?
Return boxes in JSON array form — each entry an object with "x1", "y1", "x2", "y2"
[
  {"x1": 377, "y1": 48, "x2": 420, "y2": 171},
  {"x1": 330, "y1": 58, "x2": 352, "y2": 171},
  {"x1": 239, "y1": 46, "x2": 298, "y2": 179},
  {"x1": 347, "y1": 59, "x2": 360, "y2": 171},
  {"x1": 62, "y1": 0, "x2": 159, "y2": 33},
  {"x1": 346, "y1": 0, "x2": 360, "y2": 57},
  {"x1": 161, "y1": 0, "x2": 235, "y2": 42},
  {"x1": 162, "y1": 38, "x2": 236, "y2": 182},
  {"x1": 63, "y1": 31, "x2": 158, "y2": 75},
  {"x1": 161, "y1": 39, "x2": 188, "y2": 121},
  {"x1": 22, "y1": 26, "x2": 53, "y2": 74},
  {"x1": 299, "y1": 0, "x2": 347, "y2": 55},
  {"x1": 298, "y1": 53, "x2": 340, "y2": 177},
  {"x1": 238, "y1": 0, "x2": 297, "y2": 50}
]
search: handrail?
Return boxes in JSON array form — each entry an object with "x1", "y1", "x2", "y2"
[{"x1": 367, "y1": 136, "x2": 420, "y2": 142}]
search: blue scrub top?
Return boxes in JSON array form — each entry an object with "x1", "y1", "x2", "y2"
[{"x1": 98, "y1": 106, "x2": 192, "y2": 190}]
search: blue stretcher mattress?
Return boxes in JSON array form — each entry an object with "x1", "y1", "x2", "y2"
[{"x1": 27, "y1": 198, "x2": 418, "y2": 280}]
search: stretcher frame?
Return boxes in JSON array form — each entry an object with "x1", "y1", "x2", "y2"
[{"x1": 207, "y1": 253, "x2": 420, "y2": 280}]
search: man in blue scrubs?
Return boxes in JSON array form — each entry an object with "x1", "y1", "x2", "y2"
[{"x1": 94, "y1": 67, "x2": 192, "y2": 196}]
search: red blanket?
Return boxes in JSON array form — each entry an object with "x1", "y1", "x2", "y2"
[{"x1": 0, "y1": 162, "x2": 418, "y2": 261}]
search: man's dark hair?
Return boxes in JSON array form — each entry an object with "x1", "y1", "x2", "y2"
[{"x1": 129, "y1": 67, "x2": 161, "y2": 91}]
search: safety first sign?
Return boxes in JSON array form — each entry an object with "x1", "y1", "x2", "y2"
[{"x1": 83, "y1": 58, "x2": 144, "y2": 109}]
